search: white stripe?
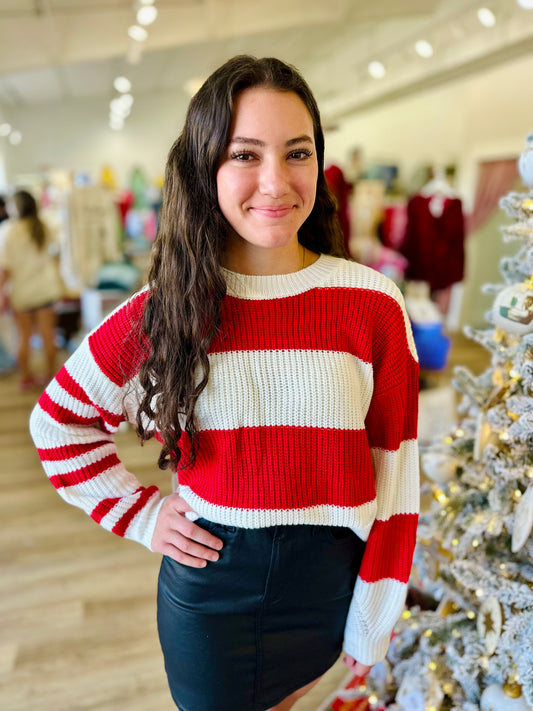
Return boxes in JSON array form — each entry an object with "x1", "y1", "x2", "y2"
[
  {"x1": 344, "y1": 577, "x2": 408, "y2": 664},
  {"x1": 29, "y1": 404, "x2": 115, "y2": 448},
  {"x1": 39, "y1": 442, "x2": 117, "y2": 478},
  {"x1": 179, "y1": 486, "x2": 376, "y2": 540},
  {"x1": 197, "y1": 349, "x2": 373, "y2": 431},
  {"x1": 372, "y1": 439, "x2": 420, "y2": 519}
]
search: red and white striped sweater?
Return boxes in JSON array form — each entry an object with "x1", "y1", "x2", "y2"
[{"x1": 30, "y1": 254, "x2": 419, "y2": 664}]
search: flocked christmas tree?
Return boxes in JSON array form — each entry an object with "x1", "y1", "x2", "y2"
[{"x1": 355, "y1": 135, "x2": 533, "y2": 711}]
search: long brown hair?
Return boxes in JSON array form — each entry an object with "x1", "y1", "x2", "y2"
[
  {"x1": 136, "y1": 55, "x2": 346, "y2": 471},
  {"x1": 14, "y1": 190, "x2": 46, "y2": 249}
]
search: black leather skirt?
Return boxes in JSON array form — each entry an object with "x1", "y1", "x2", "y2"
[{"x1": 157, "y1": 520, "x2": 365, "y2": 711}]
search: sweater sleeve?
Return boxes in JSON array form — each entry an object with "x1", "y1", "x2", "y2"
[
  {"x1": 29, "y1": 289, "x2": 164, "y2": 550},
  {"x1": 343, "y1": 288, "x2": 419, "y2": 664}
]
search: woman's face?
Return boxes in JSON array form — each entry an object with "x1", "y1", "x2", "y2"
[{"x1": 216, "y1": 87, "x2": 318, "y2": 254}]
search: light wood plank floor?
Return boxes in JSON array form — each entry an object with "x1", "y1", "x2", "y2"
[{"x1": 0, "y1": 333, "x2": 488, "y2": 711}]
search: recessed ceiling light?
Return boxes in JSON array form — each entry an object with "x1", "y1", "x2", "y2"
[
  {"x1": 0, "y1": 122, "x2": 11, "y2": 136},
  {"x1": 113, "y1": 76, "x2": 132, "y2": 93},
  {"x1": 415, "y1": 40, "x2": 434, "y2": 58},
  {"x1": 9, "y1": 130, "x2": 22, "y2": 145},
  {"x1": 137, "y1": 5, "x2": 158, "y2": 25},
  {"x1": 477, "y1": 8, "x2": 496, "y2": 26},
  {"x1": 128, "y1": 25, "x2": 148, "y2": 42},
  {"x1": 517, "y1": 0, "x2": 533, "y2": 8},
  {"x1": 368, "y1": 61, "x2": 386, "y2": 79}
]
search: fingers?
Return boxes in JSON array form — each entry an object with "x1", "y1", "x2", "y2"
[{"x1": 151, "y1": 493, "x2": 224, "y2": 567}]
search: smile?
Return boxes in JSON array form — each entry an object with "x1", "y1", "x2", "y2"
[{"x1": 250, "y1": 206, "x2": 294, "y2": 218}]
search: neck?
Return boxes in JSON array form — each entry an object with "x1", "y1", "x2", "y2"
[{"x1": 222, "y1": 236, "x2": 307, "y2": 276}]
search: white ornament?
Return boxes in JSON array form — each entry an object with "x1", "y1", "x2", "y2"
[
  {"x1": 518, "y1": 133, "x2": 533, "y2": 188},
  {"x1": 477, "y1": 596, "x2": 502, "y2": 655},
  {"x1": 512, "y1": 484, "x2": 533, "y2": 553},
  {"x1": 421, "y1": 451, "x2": 457, "y2": 484},
  {"x1": 493, "y1": 283, "x2": 533, "y2": 336},
  {"x1": 480, "y1": 683, "x2": 530, "y2": 711}
]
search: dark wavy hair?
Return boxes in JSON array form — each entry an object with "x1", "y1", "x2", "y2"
[
  {"x1": 14, "y1": 190, "x2": 46, "y2": 249},
  {"x1": 136, "y1": 55, "x2": 346, "y2": 471}
]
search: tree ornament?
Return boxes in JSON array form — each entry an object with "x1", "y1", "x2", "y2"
[
  {"x1": 511, "y1": 484, "x2": 533, "y2": 553},
  {"x1": 480, "y1": 683, "x2": 530, "y2": 710},
  {"x1": 474, "y1": 412, "x2": 499, "y2": 461},
  {"x1": 518, "y1": 133, "x2": 533, "y2": 188},
  {"x1": 421, "y1": 451, "x2": 457, "y2": 484},
  {"x1": 493, "y1": 282, "x2": 533, "y2": 336},
  {"x1": 419, "y1": 538, "x2": 453, "y2": 580},
  {"x1": 437, "y1": 598, "x2": 460, "y2": 617},
  {"x1": 477, "y1": 596, "x2": 502, "y2": 655}
]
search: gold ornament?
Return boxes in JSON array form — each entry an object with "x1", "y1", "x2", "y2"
[
  {"x1": 503, "y1": 682, "x2": 523, "y2": 699},
  {"x1": 522, "y1": 198, "x2": 533, "y2": 212},
  {"x1": 437, "y1": 598, "x2": 460, "y2": 617},
  {"x1": 420, "y1": 538, "x2": 453, "y2": 580}
]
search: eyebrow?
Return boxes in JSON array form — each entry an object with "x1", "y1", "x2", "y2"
[{"x1": 229, "y1": 135, "x2": 314, "y2": 147}]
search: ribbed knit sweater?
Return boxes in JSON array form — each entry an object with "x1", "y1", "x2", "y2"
[{"x1": 30, "y1": 254, "x2": 419, "y2": 665}]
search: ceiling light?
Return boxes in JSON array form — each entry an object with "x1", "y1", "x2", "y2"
[
  {"x1": 114, "y1": 76, "x2": 132, "y2": 93},
  {"x1": 137, "y1": 5, "x2": 158, "y2": 25},
  {"x1": 9, "y1": 130, "x2": 22, "y2": 145},
  {"x1": 368, "y1": 61, "x2": 386, "y2": 79},
  {"x1": 128, "y1": 25, "x2": 148, "y2": 41},
  {"x1": 517, "y1": 0, "x2": 533, "y2": 8},
  {"x1": 0, "y1": 122, "x2": 11, "y2": 136},
  {"x1": 139, "y1": 0, "x2": 155, "y2": 4},
  {"x1": 109, "y1": 118, "x2": 124, "y2": 131},
  {"x1": 415, "y1": 40, "x2": 434, "y2": 58},
  {"x1": 477, "y1": 8, "x2": 496, "y2": 26}
]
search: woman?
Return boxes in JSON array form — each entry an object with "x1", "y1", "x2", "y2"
[
  {"x1": 0, "y1": 190, "x2": 62, "y2": 389},
  {"x1": 30, "y1": 56, "x2": 419, "y2": 711}
]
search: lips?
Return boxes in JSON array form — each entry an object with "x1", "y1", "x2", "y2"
[{"x1": 250, "y1": 205, "x2": 294, "y2": 218}]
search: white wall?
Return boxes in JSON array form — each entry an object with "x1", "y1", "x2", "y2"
[
  {"x1": 324, "y1": 52, "x2": 533, "y2": 208},
  {"x1": 2, "y1": 51, "x2": 533, "y2": 196},
  {"x1": 3, "y1": 89, "x2": 188, "y2": 188}
]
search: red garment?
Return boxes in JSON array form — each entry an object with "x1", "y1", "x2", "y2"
[
  {"x1": 325, "y1": 164, "x2": 351, "y2": 253},
  {"x1": 401, "y1": 194, "x2": 465, "y2": 291}
]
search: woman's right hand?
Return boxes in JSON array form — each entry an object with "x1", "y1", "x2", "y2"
[{"x1": 151, "y1": 492, "x2": 223, "y2": 567}]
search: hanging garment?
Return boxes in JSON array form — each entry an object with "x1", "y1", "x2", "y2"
[{"x1": 401, "y1": 194, "x2": 465, "y2": 292}]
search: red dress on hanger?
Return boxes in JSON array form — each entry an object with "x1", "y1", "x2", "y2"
[{"x1": 401, "y1": 193, "x2": 465, "y2": 292}]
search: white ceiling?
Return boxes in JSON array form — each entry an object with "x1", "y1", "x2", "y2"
[{"x1": 0, "y1": 0, "x2": 532, "y2": 124}]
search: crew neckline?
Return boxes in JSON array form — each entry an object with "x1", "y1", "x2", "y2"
[{"x1": 222, "y1": 253, "x2": 340, "y2": 300}]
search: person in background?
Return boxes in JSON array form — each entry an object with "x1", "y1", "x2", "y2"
[
  {"x1": 29, "y1": 56, "x2": 419, "y2": 711},
  {"x1": 0, "y1": 196, "x2": 9, "y2": 223},
  {"x1": 0, "y1": 190, "x2": 63, "y2": 390}
]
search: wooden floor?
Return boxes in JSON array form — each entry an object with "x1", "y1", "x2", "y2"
[{"x1": 0, "y1": 334, "x2": 489, "y2": 711}]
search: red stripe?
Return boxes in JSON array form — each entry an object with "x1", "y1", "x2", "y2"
[
  {"x1": 91, "y1": 486, "x2": 143, "y2": 524},
  {"x1": 358, "y1": 513, "x2": 418, "y2": 583},
  {"x1": 37, "y1": 439, "x2": 110, "y2": 461},
  {"x1": 88, "y1": 291, "x2": 149, "y2": 386},
  {"x1": 210, "y1": 288, "x2": 409, "y2": 364},
  {"x1": 111, "y1": 485, "x2": 159, "y2": 537},
  {"x1": 365, "y1": 362, "x2": 419, "y2": 449},
  {"x1": 178, "y1": 426, "x2": 376, "y2": 510},
  {"x1": 55, "y1": 366, "x2": 93, "y2": 405},
  {"x1": 49, "y1": 452, "x2": 121, "y2": 489},
  {"x1": 38, "y1": 390, "x2": 123, "y2": 430}
]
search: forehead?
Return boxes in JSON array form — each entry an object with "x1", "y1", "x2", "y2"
[{"x1": 229, "y1": 87, "x2": 315, "y2": 137}]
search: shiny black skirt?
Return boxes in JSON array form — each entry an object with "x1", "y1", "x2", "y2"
[{"x1": 157, "y1": 520, "x2": 365, "y2": 711}]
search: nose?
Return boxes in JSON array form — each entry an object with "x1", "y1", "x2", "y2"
[{"x1": 258, "y1": 157, "x2": 290, "y2": 198}]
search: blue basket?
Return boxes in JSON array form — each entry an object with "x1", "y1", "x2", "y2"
[{"x1": 411, "y1": 322, "x2": 451, "y2": 371}]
